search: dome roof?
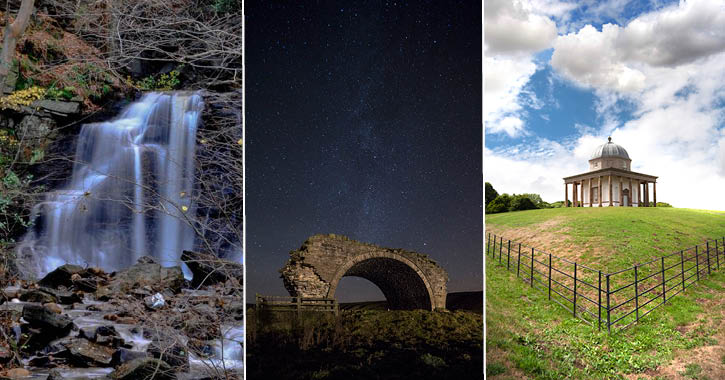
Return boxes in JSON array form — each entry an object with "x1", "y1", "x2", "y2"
[{"x1": 590, "y1": 137, "x2": 630, "y2": 160}]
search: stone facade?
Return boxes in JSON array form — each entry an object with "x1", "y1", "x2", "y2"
[{"x1": 280, "y1": 234, "x2": 448, "y2": 310}]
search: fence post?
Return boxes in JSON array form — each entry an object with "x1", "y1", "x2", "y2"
[
  {"x1": 493, "y1": 236, "x2": 503, "y2": 264},
  {"x1": 681, "y1": 250, "x2": 686, "y2": 292},
  {"x1": 706, "y1": 241, "x2": 711, "y2": 275},
  {"x1": 530, "y1": 248, "x2": 534, "y2": 288},
  {"x1": 548, "y1": 253, "x2": 552, "y2": 300},
  {"x1": 716, "y1": 239, "x2": 720, "y2": 270},
  {"x1": 598, "y1": 270, "x2": 602, "y2": 332},
  {"x1": 491, "y1": 235, "x2": 495, "y2": 257},
  {"x1": 695, "y1": 246, "x2": 700, "y2": 281},
  {"x1": 517, "y1": 243, "x2": 521, "y2": 277},
  {"x1": 486, "y1": 233, "x2": 490, "y2": 255},
  {"x1": 507, "y1": 240, "x2": 511, "y2": 271},
  {"x1": 661, "y1": 257, "x2": 666, "y2": 304},
  {"x1": 606, "y1": 274, "x2": 611, "y2": 334},
  {"x1": 573, "y1": 262, "x2": 578, "y2": 317},
  {"x1": 634, "y1": 265, "x2": 639, "y2": 323}
]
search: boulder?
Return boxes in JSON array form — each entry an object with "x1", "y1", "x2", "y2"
[
  {"x1": 19, "y1": 288, "x2": 57, "y2": 304},
  {"x1": 109, "y1": 261, "x2": 184, "y2": 294},
  {"x1": 181, "y1": 250, "x2": 243, "y2": 287},
  {"x1": 0, "y1": 368, "x2": 31, "y2": 379},
  {"x1": 38, "y1": 264, "x2": 84, "y2": 289},
  {"x1": 30, "y1": 99, "x2": 81, "y2": 116},
  {"x1": 110, "y1": 358, "x2": 175, "y2": 380},
  {"x1": 111, "y1": 348, "x2": 149, "y2": 366},
  {"x1": 64, "y1": 338, "x2": 115, "y2": 367},
  {"x1": 46, "y1": 369, "x2": 64, "y2": 380},
  {"x1": 22, "y1": 304, "x2": 73, "y2": 336}
]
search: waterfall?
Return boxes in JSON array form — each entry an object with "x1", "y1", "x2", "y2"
[{"x1": 18, "y1": 92, "x2": 203, "y2": 277}]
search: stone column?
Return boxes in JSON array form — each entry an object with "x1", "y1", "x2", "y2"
[
  {"x1": 628, "y1": 178, "x2": 632, "y2": 207},
  {"x1": 580, "y1": 181, "x2": 584, "y2": 207},
  {"x1": 588, "y1": 178, "x2": 592, "y2": 207},
  {"x1": 598, "y1": 176, "x2": 602, "y2": 207},
  {"x1": 644, "y1": 182, "x2": 649, "y2": 207},
  {"x1": 619, "y1": 177, "x2": 623, "y2": 207},
  {"x1": 565, "y1": 183, "x2": 568, "y2": 207},
  {"x1": 574, "y1": 182, "x2": 578, "y2": 207},
  {"x1": 653, "y1": 182, "x2": 657, "y2": 207},
  {"x1": 637, "y1": 180, "x2": 641, "y2": 206},
  {"x1": 609, "y1": 175, "x2": 613, "y2": 206}
]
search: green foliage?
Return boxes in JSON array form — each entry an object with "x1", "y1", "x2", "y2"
[
  {"x1": 486, "y1": 194, "x2": 512, "y2": 214},
  {"x1": 656, "y1": 202, "x2": 673, "y2": 207},
  {"x1": 213, "y1": 0, "x2": 241, "y2": 13},
  {"x1": 680, "y1": 363, "x2": 709, "y2": 380},
  {"x1": 486, "y1": 193, "x2": 541, "y2": 214},
  {"x1": 486, "y1": 182, "x2": 499, "y2": 206},
  {"x1": 510, "y1": 195, "x2": 537, "y2": 212},
  {"x1": 486, "y1": 362, "x2": 507, "y2": 376},
  {"x1": 420, "y1": 353, "x2": 446, "y2": 368},
  {"x1": 130, "y1": 70, "x2": 182, "y2": 91},
  {"x1": 45, "y1": 84, "x2": 75, "y2": 101}
]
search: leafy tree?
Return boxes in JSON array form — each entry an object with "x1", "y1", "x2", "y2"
[
  {"x1": 485, "y1": 194, "x2": 511, "y2": 214},
  {"x1": 485, "y1": 182, "x2": 498, "y2": 206},
  {"x1": 509, "y1": 195, "x2": 537, "y2": 211}
]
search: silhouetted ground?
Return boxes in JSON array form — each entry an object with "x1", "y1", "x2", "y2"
[{"x1": 247, "y1": 305, "x2": 482, "y2": 380}]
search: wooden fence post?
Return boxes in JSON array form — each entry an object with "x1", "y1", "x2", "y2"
[
  {"x1": 634, "y1": 265, "x2": 639, "y2": 323},
  {"x1": 598, "y1": 270, "x2": 602, "y2": 331},
  {"x1": 517, "y1": 243, "x2": 521, "y2": 277},
  {"x1": 530, "y1": 248, "x2": 534, "y2": 288},
  {"x1": 606, "y1": 274, "x2": 611, "y2": 334},
  {"x1": 507, "y1": 240, "x2": 511, "y2": 271},
  {"x1": 680, "y1": 250, "x2": 685, "y2": 292},
  {"x1": 548, "y1": 253, "x2": 552, "y2": 300},
  {"x1": 573, "y1": 263, "x2": 578, "y2": 317},
  {"x1": 661, "y1": 257, "x2": 666, "y2": 304}
]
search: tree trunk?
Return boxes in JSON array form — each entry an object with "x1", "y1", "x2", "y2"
[{"x1": 0, "y1": 0, "x2": 35, "y2": 93}]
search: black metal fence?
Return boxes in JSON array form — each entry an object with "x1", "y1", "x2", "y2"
[{"x1": 485, "y1": 233, "x2": 725, "y2": 332}]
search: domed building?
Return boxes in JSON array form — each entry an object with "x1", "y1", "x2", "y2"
[{"x1": 563, "y1": 137, "x2": 658, "y2": 207}]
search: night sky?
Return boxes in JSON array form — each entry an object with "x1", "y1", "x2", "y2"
[{"x1": 246, "y1": 1, "x2": 482, "y2": 301}]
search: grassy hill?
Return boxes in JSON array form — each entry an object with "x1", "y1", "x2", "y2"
[{"x1": 486, "y1": 207, "x2": 725, "y2": 379}]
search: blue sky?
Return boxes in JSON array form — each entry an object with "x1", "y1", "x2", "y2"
[{"x1": 485, "y1": 0, "x2": 725, "y2": 210}]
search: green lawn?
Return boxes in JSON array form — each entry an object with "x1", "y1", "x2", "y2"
[{"x1": 486, "y1": 207, "x2": 725, "y2": 379}]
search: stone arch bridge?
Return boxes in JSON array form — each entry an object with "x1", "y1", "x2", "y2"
[{"x1": 280, "y1": 234, "x2": 448, "y2": 310}]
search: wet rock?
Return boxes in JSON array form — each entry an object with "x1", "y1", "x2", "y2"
[
  {"x1": 137, "y1": 256, "x2": 157, "y2": 264},
  {"x1": 64, "y1": 338, "x2": 115, "y2": 367},
  {"x1": 0, "y1": 346, "x2": 12, "y2": 364},
  {"x1": 30, "y1": 99, "x2": 81, "y2": 116},
  {"x1": 43, "y1": 303, "x2": 63, "y2": 314},
  {"x1": 109, "y1": 262, "x2": 184, "y2": 294},
  {"x1": 146, "y1": 331, "x2": 189, "y2": 369},
  {"x1": 144, "y1": 293, "x2": 165, "y2": 310},
  {"x1": 110, "y1": 357, "x2": 175, "y2": 380},
  {"x1": 22, "y1": 304, "x2": 74, "y2": 336},
  {"x1": 111, "y1": 348, "x2": 149, "y2": 366},
  {"x1": 46, "y1": 369, "x2": 64, "y2": 380},
  {"x1": 95, "y1": 286, "x2": 112, "y2": 301},
  {"x1": 182, "y1": 250, "x2": 243, "y2": 287},
  {"x1": 19, "y1": 288, "x2": 57, "y2": 304},
  {"x1": 38, "y1": 264, "x2": 84, "y2": 289},
  {"x1": 0, "y1": 368, "x2": 31, "y2": 379}
]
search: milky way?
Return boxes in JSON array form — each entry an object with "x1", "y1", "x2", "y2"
[{"x1": 246, "y1": 1, "x2": 482, "y2": 301}]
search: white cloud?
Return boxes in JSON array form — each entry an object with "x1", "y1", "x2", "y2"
[
  {"x1": 484, "y1": 0, "x2": 559, "y2": 54},
  {"x1": 551, "y1": 0, "x2": 725, "y2": 92},
  {"x1": 484, "y1": 0, "x2": 561, "y2": 137}
]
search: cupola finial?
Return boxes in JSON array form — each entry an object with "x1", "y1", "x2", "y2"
[{"x1": 608, "y1": 136, "x2": 612, "y2": 142}]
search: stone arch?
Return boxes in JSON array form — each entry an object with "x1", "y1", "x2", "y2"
[
  {"x1": 327, "y1": 253, "x2": 435, "y2": 310},
  {"x1": 280, "y1": 234, "x2": 448, "y2": 310}
]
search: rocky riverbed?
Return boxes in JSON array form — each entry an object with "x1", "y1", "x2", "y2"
[{"x1": 0, "y1": 251, "x2": 243, "y2": 380}]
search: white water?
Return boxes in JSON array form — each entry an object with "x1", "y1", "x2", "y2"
[{"x1": 18, "y1": 92, "x2": 203, "y2": 277}]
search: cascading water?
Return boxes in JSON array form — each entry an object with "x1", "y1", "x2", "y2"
[{"x1": 18, "y1": 92, "x2": 203, "y2": 277}]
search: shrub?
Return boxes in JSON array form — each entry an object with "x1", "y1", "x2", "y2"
[
  {"x1": 656, "y1": 202, "x2": 673, "y2": 207},
  {"x1": 509, "y1": 195, "x2": 537, "y2": 212},
  {"x1": 486, "y1": 194, "x2": 511, "y2": 214},
  {"x1": 485, "y1": 182, "x2": 498, "y2": 206}
]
